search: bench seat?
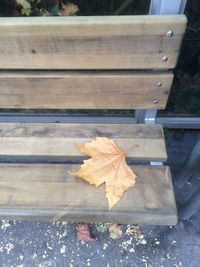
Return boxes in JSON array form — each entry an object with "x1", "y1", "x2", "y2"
[
  {"x1": 0, "y1": 164, "x2": 177, "y2": 225},
  {"x1": 0, "y1": 123, "x2": 166, "y2": 161},
  {"x1": 0, "y1": 122, "x2": 177, "y2": 225}
]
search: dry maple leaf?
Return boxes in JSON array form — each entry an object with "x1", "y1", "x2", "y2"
[
  {"x1": 59, "y1": 2, "x2": 79, "y2": 16},
  {"x1": 72, "y1": 137, "x2": 137, "y2": 209}
]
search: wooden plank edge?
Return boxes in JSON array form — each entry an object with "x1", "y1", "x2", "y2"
[
  {"x1": 0, "y1": 15, "x2": 187, "y2": 35},
  {"x1": 0, "y1": 209, "x2": 178, "y2": 225}
]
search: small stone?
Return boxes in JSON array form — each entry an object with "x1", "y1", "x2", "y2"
[
  {"x1": 122, "y1": 241, "x2": 129, "y2": 250},
  {"x1": 103, "y1": 243, "x2": 108, "y2": 250},
  {"x1": 129, "y1": 248, "x2": 135, "y2": 253},
  {"x1": 140, "y1": 239, "x2": 147, "y2": 245},
  {"x1": 1, "y1": 221, "x2": 11, "y2": 230},
  {"x1": 19, "y1": 255, "x2": 24, "y2": 260},
  {"x1": 126, "y1": 238, "x2": 132, "y2": 245},
  {"x1": 62, "y1": 229, "x2": 68, "y2": 237},
  {"x1": 32, "y1": 252, "x2": 37, "y2": 259},
  {"x1": 167, "y1": 253, "x2": 170, "y2": 259},
  {"x1": 5, "y1": 243, "x2": 14, "y2": 254},
  {"x1": 60, "y1": 245, "x2": 66, "y2": 254},
  {"x1": 155, "y1": 241, "x2": 160, "y2": 245}
]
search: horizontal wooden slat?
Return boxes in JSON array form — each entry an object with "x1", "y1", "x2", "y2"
[
  {"x1": 0, "y1": 164, "x2": 177, "y2": 225},
  {"x1": 0, "y1": 15, "x2": 187, "y2": 69},
  {"x1": 0, "y1": 123, "x2": 167, "y2": 161},
  {"x1": 0, "y1": 71, "x2": 173, "y2": 109}
]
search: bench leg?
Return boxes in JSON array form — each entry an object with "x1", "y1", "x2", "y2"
[{"x1": 135, "y1": 109, "x2": 157, "y2": 124}]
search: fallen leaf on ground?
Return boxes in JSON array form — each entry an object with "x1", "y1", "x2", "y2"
[
  {"x1": 72, "y1": 137, "x2": 137, "y2": 209},
  {"x1": 126, "y1": 225, "x2": 142, "y2": 238},
  {"x1": 76, "y1": 223, "x2": 95, "y2": 242},
  {"x1": 59, "y1": 2, "x2": 79, "y2": 16},
  {"x1": 109, "y1": 224, "x2": 123, "y2": 239}
]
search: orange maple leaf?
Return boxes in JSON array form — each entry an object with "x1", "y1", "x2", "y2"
[{"x1": 72, "y1": 137, "x2": 137, "y2": 209}]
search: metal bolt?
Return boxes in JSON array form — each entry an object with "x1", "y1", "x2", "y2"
[
  {"x1": 166, "y1": 30, "x2": 174, "y2": 38},
  {"x1": 161, "y1": 56, "x2": 168, "y2": 62},
  {"x1": 156, "y1": 81, "x2": 162, "y2": 87},
  {"x1": 153, "y1": 99, "x2": 159, "y2": 104}
]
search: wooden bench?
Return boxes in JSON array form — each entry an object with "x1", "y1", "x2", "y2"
[{"x1": 0, "y1": 15, "x2": 187, "y2": 225}]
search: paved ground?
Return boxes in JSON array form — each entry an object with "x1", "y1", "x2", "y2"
[{"x1": 0, "y1": 130, "x2": 200, "y2": 267}]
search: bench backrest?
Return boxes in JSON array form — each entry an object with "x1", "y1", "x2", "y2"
[{"x1": 0, "y1": 15, "x2": 186, "y2": 110}]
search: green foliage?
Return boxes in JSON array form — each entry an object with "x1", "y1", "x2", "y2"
[
  {"x1": 0, "y1": 0, "x2": 150, "y2": 16},
  {"x1": 0, "y1": 0, "x2": 63, "y2": 16},
  {"x1": 96, "y1": 223, "x2": 109, "y2": 233}
]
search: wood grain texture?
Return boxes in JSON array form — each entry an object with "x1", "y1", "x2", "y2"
[
  {"x1": 0, "y1": 123, "x2": 167, "y2": 161},
  {"x1": 0, "y1": 71, "x2": 173, "y2": 109},
  {"x1": 0, "y1": 15, "x2": 187, "y2": 69},
  {"x1": 0, "y1": 164, "x2": 177, "y2": 225}
]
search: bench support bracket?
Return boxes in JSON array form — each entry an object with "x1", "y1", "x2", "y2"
[{"x1": 135, "y1": 109, "x2": 157, "y2": 125}]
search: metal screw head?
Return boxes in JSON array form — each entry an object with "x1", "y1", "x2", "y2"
[
  {"x1": 156, "y1": 81, "x2": 162, "y2": 87},
  {"x1": 166, "y1": 31, "x2": 174, "y2": 38},
  {"x1": 153, "y1": 99, "x2": 159, "y2": 104},
  {"x1": 161, "y1": 56, "x2": 168, "y2": 62}
]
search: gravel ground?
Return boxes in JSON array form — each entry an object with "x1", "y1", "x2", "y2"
[
  {"x1": 0, "y1": 131, "x2": 199, "y2": 267},
  {"x1": 0, "y1": 216, "x2": 199, "y2": 267}
]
